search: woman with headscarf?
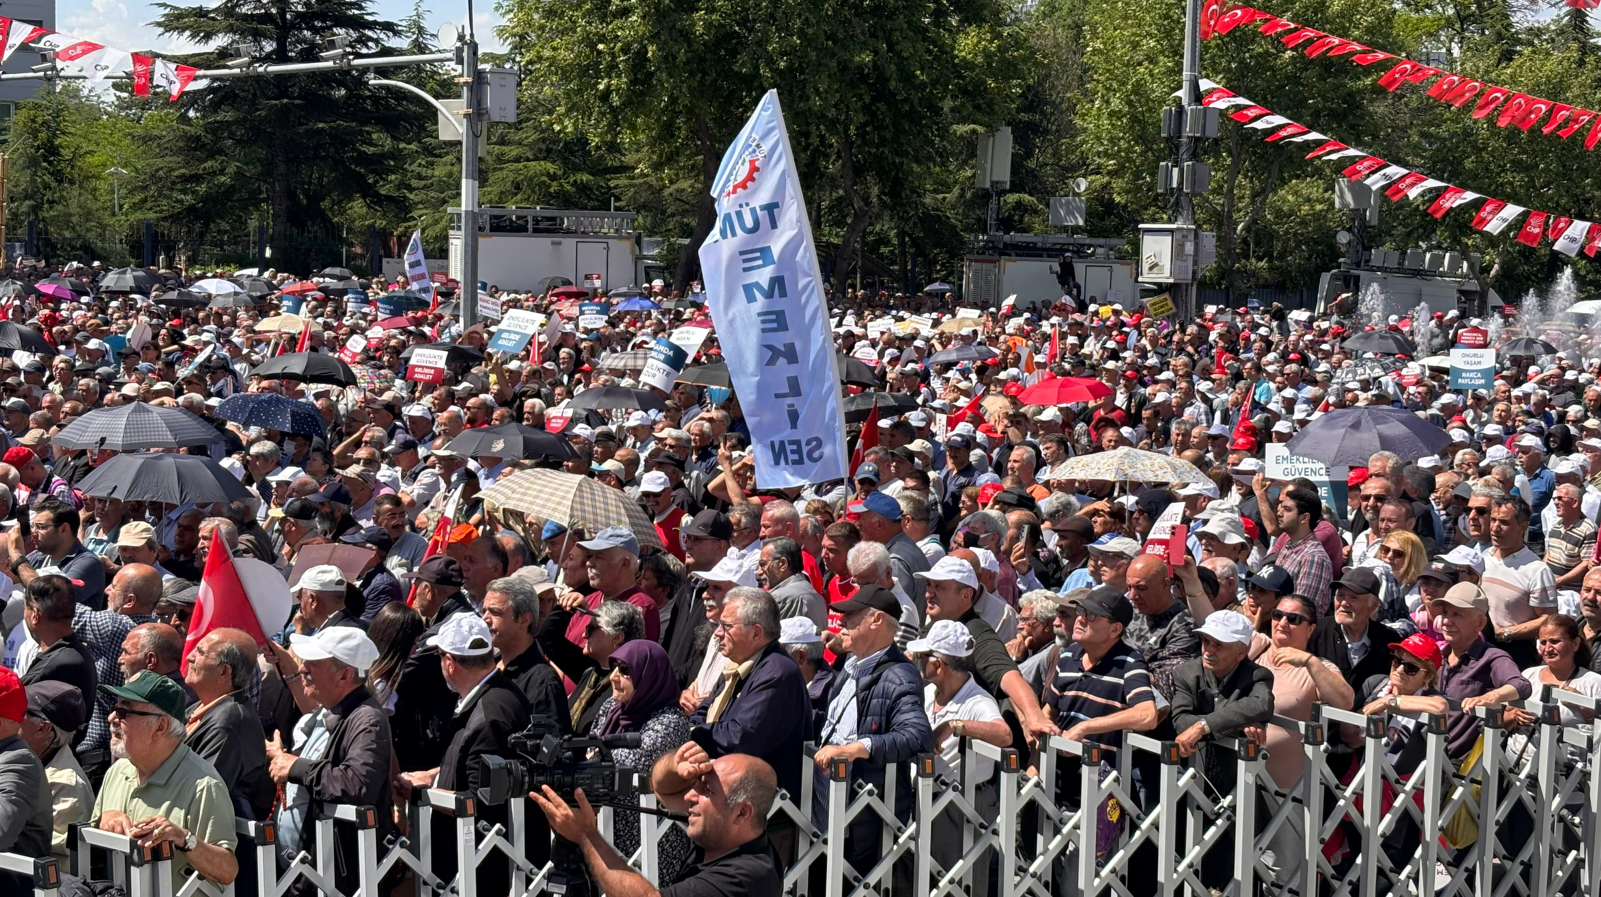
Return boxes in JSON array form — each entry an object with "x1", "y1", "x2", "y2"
[{"x1": 589, "y1": 640, "x2": 694, "y2": 881}]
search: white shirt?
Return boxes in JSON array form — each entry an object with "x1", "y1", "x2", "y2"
[
  {"x1": 976, "y1": 590, "x2": 1019, "y2": 642},
  {"x1": 925, "y1": 676, "x2": 1003, "y2": 781}
]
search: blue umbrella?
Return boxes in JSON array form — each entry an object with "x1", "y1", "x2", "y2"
[
  {"x1": 375, "y1": 291, "x2": 429, "y2": 316},
  {"x1": 613, "y1": 297, "x2": 660, "y2": 312},
  {"x1": 927, "y1": 343, "x2": 998, "y2": 365},
  {"x1": 214, "y1": 393, "x2": 328, "y2": 440},
  {"x1": 1282, "y1": 406, "x2": 1449, "y2": 467}
]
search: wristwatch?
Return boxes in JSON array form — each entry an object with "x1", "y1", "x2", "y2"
[
  {"x1": 1388, "y1": 695, "x2": 1400, "y2": 712},
  {"x1": 178, "y1": 829, "x2": 197, "y2": 853}
]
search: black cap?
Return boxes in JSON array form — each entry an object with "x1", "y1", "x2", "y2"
[
  {"x1": 946, "y1": 434, "x2": 973, "y2": 450},
  {"x1": 1078, "y1": 586, "x2": 1134, "y2": 627},
  {"x1": 832, "y1": 584, "x2": 902, "y2": 617},
  {"x1": 402, "y1": 555, "x2": 464, "y2": 587},
  {"x1": 650, "y1": 452, "x2": 686, "y2": 471},
  {"x1": 1332, "y1": 567, "x2": 1381, "y2": 597},
  {"x1": 309, "y1": 482, "x2": 352, "y2": 505},
  {"x1": 680, "y1": 509, "x2": 732, "y2": 540},
  {"x1": 276, "y1": 498, "x2": 320, "y2": 522},
  {"x1": 27, "y1": 680, "x2": 86, "y2": 732},
  {"x1": 341, "y1": 525, "x2": 395, "y2": 554},
  {"x1": 1417, "y1": 561, "x2": 1459, "y2": 585},
  {"x1": 1246, "y1": 563, "x2": 1296, "y2": 596}
]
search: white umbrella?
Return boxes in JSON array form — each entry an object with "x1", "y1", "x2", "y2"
[
  {"x1": 1420, "y1": 355, "x2": 1452, "y2": 371},
  {"x1": 193, "y1": 278, "x2": 245, "y2": 296},
  {"x1": 1566, "y1": 299, "x2": 1601, "y2": 316}
]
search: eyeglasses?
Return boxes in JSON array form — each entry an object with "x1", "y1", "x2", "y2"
[
  {"x1": 109, "y1": 704, "x2": 166, "y2": 720},
  {"x1": 1377, "y1": 546, "x2": 1405, "y2": 560},
  {"x1": 1271, "y1": 609, "x2": 1311, "y2": 626},
  {"x1": 1467, "y1": 507, "x2": 1490, "y2": 516},
  {"x1": 1391, "y1": 657, "x2": 1425, "y2": 677}
]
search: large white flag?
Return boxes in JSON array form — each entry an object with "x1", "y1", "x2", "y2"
[
  {"x1": 698, "y1": 90, "x2": 848, "y2": 488},
  {"x1": 403, "y1": 229, "x2": 434, "y2": 303}
]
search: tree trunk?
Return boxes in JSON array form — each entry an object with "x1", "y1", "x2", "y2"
[
  {"x1": 830, "y1": 130, "x2": 870, "y2": 299},
  {"x1": 675, "y1": 113, "x2": 721, "y2": 291}
]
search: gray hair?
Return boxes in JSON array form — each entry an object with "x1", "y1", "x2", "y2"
[
  {"x1": 247, "y1": 440, "x2": 282, "y2": 462},
  {"x1": 201, "y1": 517, "x2": 239, "y2": 550},
  {"x1": 1202, "y1": 557, "x2": 1238, "y2": 597},
  {"x1": 592, "y1": 600, "x2": 646, "y2": 642},
  {"x1": 214, "y1": 639, "x2": 255, "y2": 692},
  {"x1": 897, "y1": 492, "x2": 932, "y2": 525},
  {"x1": 960, "y1": 509, "x2": 1008, "y2": 537},
  {"x1": 846, "y1": 541, "x2": 892, "y2": 583},
  {"x1": 487, "y1": 576, "x2": 542, "y2": 631},
  {"x1": 727, "y1": 504, "x2": 761, "y2": 532},
  {"x1": 1039, "y1": 492, "x2": 1079, "y2": 520},
  {"x1": 1019, "y1": 590, "x2": 1059, "y2": 622},
  {"x1": 762, "y1": 500, "x2": 799, "y2": 529},
  {"x1": 1471, "y1": 484, "x2": 1508, "y2": 500},
  {"x1": 1453, "y1": 449, "x2": 1481, "y2": 467},
  {"x1": 799, "y1": 514, "x2": 826, "y2": 541},
  {"x1": 1557, "y1": 482, "x2": 1585, "y2": 500},
  {"x1": 724, "y1": 586, "x2": 780, "y2": 640}
]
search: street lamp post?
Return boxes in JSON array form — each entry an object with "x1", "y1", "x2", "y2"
[{"x1": 106, "y1": 166, "x2": 127, "y2": 217}]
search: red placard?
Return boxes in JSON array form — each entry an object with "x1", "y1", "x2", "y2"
[
  {"x1": 406, "y1": 363, "x2": 446, "y2": 383},
  {"x1": 1456, "y1": 327, "x2": 1488, "y2": 349},
  {"x1": 337, "y1": 334, "x2": 365, "y2": 364}
]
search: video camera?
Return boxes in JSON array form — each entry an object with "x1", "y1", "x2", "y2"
[{"x1": 478, "y1": 716, "x2": 643, "y2": 806}]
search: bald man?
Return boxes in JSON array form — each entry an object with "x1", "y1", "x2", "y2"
[
  {"x1": 185, "y1": 629, "x2": 273, "y2": 820},
  {"x1": 106, "y1": 564, "x2": 163, "y2": 617},
  {"x1": 119, "y1": 623, "x2": 196, "y2": 705},
  {"x1": 1124, "y1": 554, "x2": 1201, "y2": 701}
]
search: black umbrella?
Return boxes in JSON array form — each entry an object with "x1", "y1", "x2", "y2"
[
  {"x1": 319, "y1": 267, "x2": 356, "y2": 280},
  {"x1": 676, "y1": 363, "x2": 732, "y2": 388},
  {"x1": 53, "y1": 403, "x2": 222, "y2": 451},
  {"x1": 252, "y1": 352, "x2": 357, "y2": 386},
  {"x1": 78, "y1": 453, "x2": 254, "y2": 505},
  {"x1": 98, "y1": 267, "x2": 160, "y2": 293},
  {"x1": 536, "y1": 276, "x2": 573, "y2": 291},
  {"x1": 1282, "y1": 407, "x2": 1450, "y2": 467},
  {"x1": 661, "y1": 297, "x2": 701, "y2": 310},
  {"x1": 922, "y1": 281, "x2": 953, "y2": 294},
  {"x1": 1341, "y1": 330, "x2": 1416, "y2": 357},
  {"x1": 155, "y1": 289, "x2": 212, "y2": 309},
  {"x1": 214, "y1": 393, "x2": 328, "y2": 440},
  {"x1": 237, "y1": 277, "x2": 276, "y2": 297},
  {"x1": 1502, "y1": 336, "x2": 1557, "y2": 356},
  {"x1": 567, "y1": 386, "x2": 668, "y2": 413},
  {"x1": 841, "y1": 391, "x2": 920, "y2": 424},
  {"x1": 1330, "y1": 356, "x2": 1405, "y2": 386},
  {"x1": 0, "y1": 322, "x2": 56, "y2": 355},
  {"x1": 446, "y1": 423, "x2": 577, "y2": 461},
  {"x1": 208, "y1": 293, "x2": 262, "y2": 309},
  {"x1": 836, "y1": 353, "x2": 881, "y2": 388},
  {"x1": 434, "y1": 300, "x2": 461, "y2": 317},
  {"x1": 927, "y1": 343, "x2": 998, "y2": 365},
  {"x1": 323, "y1": 279, "x2": 363, "y2": 292},
  {"x1": 38, "y1": 275, "x2": 92, "y2": 297},
  {"x1": 0, "y1": 280, "x2": 34, "y2": 299},
  {"x1": 400, "y1": 342, "x2": 484, "y2": 366}
]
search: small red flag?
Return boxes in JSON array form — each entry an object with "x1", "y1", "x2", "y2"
[
  {"x1": 295, "y1": 321, "x2": 311, "y2": 353},
  {"x1": 851, "y1": 401, "x2": 879, "y2": 473},
  {"x1": 181, "y1": 541, "x2": 269, "y2": 674}
]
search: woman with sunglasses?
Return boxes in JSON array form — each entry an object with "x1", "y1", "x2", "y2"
[
  {"x1": 589, "y1": 640, "x2": 694, "y2": 882},
  {"x1": 1375, "y1": 531, "x2": 1426, "y2": 624}
]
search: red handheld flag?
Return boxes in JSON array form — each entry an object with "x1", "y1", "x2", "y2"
[
  {"x1": 850, "y1": 402, "x2": 879, "y2": 473},
  {"x1": 181, "y1": 541, "x2": 269, "y2": 674}
]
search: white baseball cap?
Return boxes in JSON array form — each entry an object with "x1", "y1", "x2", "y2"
[
  {"x1": 693, "y1": 555, "x2": 759, "y2": 588},
  {"x1": 1485, "y1": 445, "x2": 1511, "y2": 463},
  {"x1": 639, "y1": 471, "x2": 671, "y2": 494},
  {"x1": 1513, "y1": 434, "x2": 1545, "y2": 450},
  {"x1": 423, "y1": 613, "x2": 495, "y2": 656},
  {"x1": 1439, "y1": 545, "x2": 1485, "y2": 575},
  {"x1": 625, "y1": 411, "x2": 651, "y2": 428},
  {"x1": 291, "y1": 564, "x2": 347, "y2": 592},
  {"x1": 778, "y1": 617, "x2": 822, "y2": 645},
  {"x1": 906, "y1": 619, "x2": 976, "y2": 658},
  {"x1": 402, "y1": 403, "x2": 434, "y2": 421},
  {"x1": 915, "y1": 555, "x2": 979, "y2": 590},
  {"x1": 1198, "y1": 514, "x2": 1249, "y2": 545},
  {"x1": 290, "y1": 627, "x2": 380, "y2": 673},
  {"x1": 969, "y1": 547, "x2": 1000, "y2": 574},
  {"x1": 268, "y1": 465, "x2": 305, "y2": 484},
  {"x1": 1176, "y1": 480, "x2": 1221, "y2": 498},
  {"x1": 1195, "y1": 610, "x2": 1255, "y2": 646}
]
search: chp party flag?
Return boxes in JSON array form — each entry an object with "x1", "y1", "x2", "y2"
[
  {"x1": 698, "y1": 90, "x2": 849, "y2": 489},
  {"x1": 1553, "y1": 218, "x2": 1590, "y2": 256},
  {"x1": 404, "y1": 229, "x2": 434, "y2": 304},
  {"x1": 1516, "y1": 211, "x2": 1549, "y2": 246},
  {"x1": 0, "y1": 18, "x2": 48, "y2": 64},
  {"x1": 151, "y1": 58, "x2": 199, "y2": 100}
]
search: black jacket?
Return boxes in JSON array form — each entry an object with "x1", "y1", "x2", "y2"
[
  {"x1": 1170, "y1": 656, "x2": 1275, "y2": 793},
  {"x1": 23, "y1": 634, "x2": 97, "y2": 748},
  {"x1": 392, "y1": 594, "x2": 473, "y2": 770},
  {"x1": 663, "y1": 579, "x2": 708, "y2": 687},
  {"x1": 185, "y1": 693, "x2": 274, "y2": 821},
  {"x1": 436, "y1": 671, "x2": 536, "y2": 897},
  {"x1": 502, "y1": 642, "x2": 571, "y2": 735},
  {"x1": 1310, "y1": 616, "x2": 1393, "y2": 697},
  {"x1": 286, "y1": 686, "x2": 394, "y2": 897}
]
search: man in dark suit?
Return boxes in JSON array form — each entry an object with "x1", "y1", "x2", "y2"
[
  {"x1": 1311, "y1": 566, "x2": 1399, "y2": 775},
  {"x1": 401, "y1": 614, "x2": 534, "y2": 897},
  {"x1": 684, "y1": 586, "x2": 810, "y2": 861},
  {"x1": 183, "y1": 629, "x2": 274, "y2": 820},
  {"x1": 393, "y1": 555, "x2": 475, "y2": 771}
]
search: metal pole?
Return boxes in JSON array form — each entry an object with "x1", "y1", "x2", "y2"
[
  {"x1": 1172, "y1": 0, "x2": 1202, "y2": 322},
  {"x1": 459, "y1": 30, "x2": 480, "y2": 327}
]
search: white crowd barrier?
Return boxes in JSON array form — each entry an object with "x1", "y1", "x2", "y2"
[{"x1": 60, "y1": 687, "x2": 1601, "y2": 897}]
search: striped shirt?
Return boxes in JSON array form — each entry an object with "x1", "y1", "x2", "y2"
[
  {"x1": 1047, "y1": 640, "x2": 1156, "y2": 748},
  {"x1": 1546, "y1": 517, "x2": 1597, "y2": 577}
]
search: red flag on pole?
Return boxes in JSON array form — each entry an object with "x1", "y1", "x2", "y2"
[
  {"x1": 954, "y1": 387, "x2": 987, "y2": 425},
  {"x1": 295, "y1": 322, "x2": 312, "y2": 353},
  {"x1": 408, "y1": 488, "x2": 460, "y2": 606},
  {"x1": 851, "y1": 401, "x2": 879, "y2": 474},
  {"x1": 181, "y1": 541, "x2": 268, "y2": 674},
  {"x1": 1048, "y1": 325, "x2": 1060, "y2": 365}
]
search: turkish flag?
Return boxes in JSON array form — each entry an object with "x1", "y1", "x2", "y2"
[
  {"x1": 1445, "y1": 79, "x2": 1484, "y2": 107},
  {"x1": 1341, "y1": 156, "x2": 1387, "y2": 180},
  {"x1": 1199, "y1": 0, "x2": 1225, "y2": 40},
  {"x1": 1048, "y1": 325, "x2": 1060, "y2": 365},
  {"x1": 1325, "y1": 41, "x2": 1368, "y2": 57},
  {"x1": 1304, "y1": 36, "x2": 1343, "y2": 57},
  {"x1": 1516, "y1": 212, "x2": 1548, "y2": 247},
  {"x1": 1427, "y1": 73, "x2": 1464, "y2": 100},
  {"x1": 1515, "y1": 97, "x2": 1553, "y2": 130},
  {"x1": 1212, "y1": 6, "x2": 1263, "y2": 35},
  {"x1": 295, "y1": 322, "x2": 312, "y2": 352},
  {"x1": 1496, "y1": 94, "x2": 1534, "y2": 128},
  {"x1": 1472, "y1": 86, "x2": 1513, "y2": 119},
  {"x1": 1258, "y1": 19, "x2": 1298, "y2": 36},
  {"x1": 851, "y1": 402, "x2": 879, "y2": 473},
  {"x1": 1471, "y1": 200, "x2": 1508, "y2": 231},
  {"x1": 1586, "y1": 117, "x2": 1601, "y2": 150},
  {"x1": 1559, "y1": 109, "x2": 1596, "y2": 138},
  {"x1": 1279, "y1": 27, "x2": 1324, "y2": 48},
  {"x1": 1377, "y1": 61, "x2": 1423, "y2": 90},
  {"x1": 181, "y1": 541, "x2": 269, "y2": 674},
  {"x1": 1349, "y1": 50, "x2": 1394, "y2": 66}
]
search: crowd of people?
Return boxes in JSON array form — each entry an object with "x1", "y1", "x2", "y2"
[{"x1": 0, "y1": 261, "x2": 1591, "y2": 895}]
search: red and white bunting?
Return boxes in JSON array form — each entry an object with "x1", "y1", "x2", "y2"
[
  {"x1": 1553, "y1": 219, "x2": 1590, "y2": 256},
  {"x1": 1516, "y1": 212, "x2": 1548, "y2": 247}
]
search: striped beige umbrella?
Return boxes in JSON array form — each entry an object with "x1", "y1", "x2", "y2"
[
  {"x1": 597, "y1": 349, "x2": 653, "y2": 371},
  {"x1": 253, "y1": 313, "x2": 309, "y2": 333},
  {"x1": 479, "y1": 468, "x2": 665, "y2": 551},
  {"x1": 1054, "y1": 447, "x2": 1209, "y2": 485}
]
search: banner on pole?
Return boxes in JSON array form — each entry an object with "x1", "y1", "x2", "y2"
[
  {"x1": 640, "y1": 326, "x2": 713, "y2": 392},
  {"x1": 1449, "y1": 347, "x2": 1497, "y2": 389},
  {"x1": 1265, "y1": 443, "x2": 1351, "y2": 522},
  {"x1": 406, "y1": 347, "x2": 449, "y2": 383},
  {"x1": 698, "y1": 89, "x2": 849, "y2": 488},
  {"x1": 577, "y1": 301, "x2": 610, "y2": 331},
  {"x1": 489, "y1": 310, "x2": 546, "y2": 355}
]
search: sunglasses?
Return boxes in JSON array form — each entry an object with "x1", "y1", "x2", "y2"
[
  {"x1": 1467, "y1": 507, "x2": 1490, "y2": 516},
  {"x1": 1377, "y1": 546, "x2": 1405, "y2": 559},
  {"x1": 1391, "y1": 657, "x2": 1425, "y2": 677},
  {"x1": 110, "y1": 704, "x2": 166, "y2": 720},
  {"x1": 1271, "y1": 609, "x2": 1311, "y2": 626}
]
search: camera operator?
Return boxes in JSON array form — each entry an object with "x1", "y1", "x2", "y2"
[{"x1": 531, "y1": 750, "x2": 781, "y2": 897}]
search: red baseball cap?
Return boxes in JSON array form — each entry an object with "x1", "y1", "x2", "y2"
[
  {"x1": 1230, "y1": 436, "x2": 1257, "y2": 452},
  {"x1": 978, "y1": 483, "x2": 1004, "y2": 506},
  {"x1": 0, "y1": 667, "x2": 22, "y2": 723},
  {"x1": 1348, "y1": 467, "x2": 1370, "y2": 488},
  {"x1": 2, "y1": 446, "x2": 33, "y2": 468},
  {"x1": 1003, "y1": 382, "x2": 1024, "y2": 397},
  {"x1": 1388, "y1": 633, "x2": 1444, "y2": 671}
]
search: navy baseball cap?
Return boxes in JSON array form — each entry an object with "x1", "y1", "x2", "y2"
[
  {"x1": 853, "y1": 491, "x2": 902, "y2": 520},
  {"x1": 341, "y1": 525, "x2": 395, "y2": 554}
]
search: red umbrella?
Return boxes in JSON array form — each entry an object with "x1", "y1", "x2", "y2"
[
  {"x1": 550, "y1": 286, "x2": 590, "y2": 299},
  {"x1": 375, "y1": 315, "x2": 422, "y2": 331},
  {"x1": 1017, "y1": 376, "x2": 1111, "y2": 406},
  {"x1": 280, "y1": 281, "x2": 322, "y2": 295}
]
